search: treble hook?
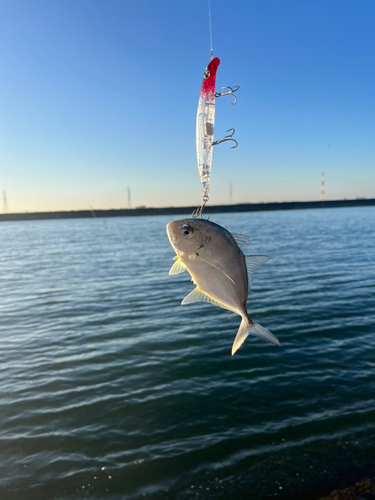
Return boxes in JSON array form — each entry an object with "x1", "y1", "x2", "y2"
[
  {"x1": 191, "y1": 205, "x2": 210, "y2": 220},
  {"x1": 215, "y1": 85, "x2": 240, "y2": 105},
  {"x1": 192, "y1": 194, "x2": 208, "y2": 218},
  {"x1": 192, "y1": 205, "x2": 203, "y2": 218},
  {"x1": 213, "y1": 128, "x2": 238, "y2": 149}
]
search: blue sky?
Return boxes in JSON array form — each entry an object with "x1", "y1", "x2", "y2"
[{"x1": 1, "y1": 0, "x2": 374, "y2": 212}]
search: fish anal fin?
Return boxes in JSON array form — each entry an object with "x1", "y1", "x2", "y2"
[
  {"x1": 169, "y1": 259, "x2": 187, "y2": 275},
  {"x1": 181, "y1": 288, "x2": 207, "y2": 305},
  {"x1": 245, "y1": 255, "x2": 272, "y2": 289},
  {"x1": 181, "y1": 288, "x2": 239, "y2": 314}
]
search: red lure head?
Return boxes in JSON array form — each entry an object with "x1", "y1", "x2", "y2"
[{"x1": 200, "y1": 57, "x2": 220, "y2": 97}]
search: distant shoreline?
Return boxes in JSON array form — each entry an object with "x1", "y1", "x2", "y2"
[{"x1": 0, "y1": 198, "x2": 374, "y2": 222}]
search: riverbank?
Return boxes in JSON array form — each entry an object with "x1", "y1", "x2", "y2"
[
  {"x1": 318, "y1": 477, "x2": 375, "y2": 500},
  {"x1": 0, "y1": 198, "x2": 374, "y2": 222}
]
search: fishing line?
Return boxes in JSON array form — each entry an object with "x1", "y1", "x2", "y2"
[{"x1": 208, "y1": 0, "x2": 213, "y2": 59}]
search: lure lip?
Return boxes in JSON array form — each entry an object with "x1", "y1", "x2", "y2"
[
  {"x1": 207, "y1": 57, "x2": 220, "y2": 74},
  {"x1": 200, "y1": 57, "x2": 220, "y2": 96}
]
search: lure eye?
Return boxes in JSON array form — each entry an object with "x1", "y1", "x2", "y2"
[
  {"x1": 204, "y1": 70, "x2": 210, "y2": 80},
  {"x1": 182, "y1": 226, "x2": 193, "y2": 237}
]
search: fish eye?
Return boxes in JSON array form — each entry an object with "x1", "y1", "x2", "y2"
[
  {"x1": 182, "y1": 226, "x2": 193, "y2": 237},
  {"x1": 204, "y1": 70, "x2": 210, "y2": 79}
]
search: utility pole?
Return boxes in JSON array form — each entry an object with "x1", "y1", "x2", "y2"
[
  {"x1": 3, "y1": 191, "x2": 9, "y2": 213},
  {"x1": 127, "y1": 187, "x2": 132, "y2": 209},
  {"x1": 229, "y1": 182, "x2": 233, "y2": 204},
  {"x1": 320, "y1": 172, "x2": 325, "y2": 201}
]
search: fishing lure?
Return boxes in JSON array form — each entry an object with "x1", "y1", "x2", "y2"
[{"x1": 195, "y1": 57, "x2": 239, "y2": 216}]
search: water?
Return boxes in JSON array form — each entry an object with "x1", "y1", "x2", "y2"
[{"x1": 0, "y1": 207, "x2": 374, "y2": 500}]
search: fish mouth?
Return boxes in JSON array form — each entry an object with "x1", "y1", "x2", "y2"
[{"x1": 166, "y1": 222, "x2": 179, "y2": 245}]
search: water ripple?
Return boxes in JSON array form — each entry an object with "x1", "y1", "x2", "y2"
[{"x1": 0, "y1": 208, "x2": 374, "y2": 499}]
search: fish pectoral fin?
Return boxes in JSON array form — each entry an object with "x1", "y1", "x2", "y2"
[
  {"x1": 232, "y1": 319, "x2": 280, "y2": 355},
  {"x1": 231, "y1": 233, "x2": 250, "y2": 249},
  {"x1": 182, "y1": 287, "x2": 239, "y2": 314},
  {"x1": 169, "y1": 259, "x2": 187, "y2": 275},
  {"x1": 245, "y1": 255, "x2": 272, "y2": 290}
]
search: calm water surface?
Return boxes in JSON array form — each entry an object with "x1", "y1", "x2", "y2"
[{"x1": 0, "y1": 207, "x2": 374, "y2": 500}]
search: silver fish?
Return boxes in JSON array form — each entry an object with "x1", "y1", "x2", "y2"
[{"x1": 166, "y1": 218, "x2": 280, "y2": 355}]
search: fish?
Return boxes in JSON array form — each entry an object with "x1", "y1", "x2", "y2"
[{"x1": 166, "y1": 218, "x2": 280, "y2": 355}]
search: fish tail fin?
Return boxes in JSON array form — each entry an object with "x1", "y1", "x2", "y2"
[
  {"x1": 249, "y1": 321, "x2": 281, "y2": 346},
  {"x1": 231, "y1": 317, "x2": 251, "y2": 355},
  {"x1": 231, "y1": 318, "x2": 280, "y2": 355}
]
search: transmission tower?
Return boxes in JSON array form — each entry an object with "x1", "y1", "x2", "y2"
[
  {"x1": 127, "y1": 187, "x2": 132, "y2": 208},
  {"x1": 229, "y1": 182, "x2": 233, "y2": 204},
  {"x1": 320, "y1": 172, "x2": 325, "y2": 201},
  {"x1": 3, "y1": 191, "x2": 9, "y2": 213}
]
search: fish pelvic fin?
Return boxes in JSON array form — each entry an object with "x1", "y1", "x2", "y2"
[
  {"x1": 231, "y1": 318, "x2": 280, "y2": 355},
  {"x1": 169, "y1": 258, "x2": 186, "y2": 275}
]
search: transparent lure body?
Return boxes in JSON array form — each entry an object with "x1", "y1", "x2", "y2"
[{"x1": 196, "y1": 57, "x2": 220, "y2": 207}]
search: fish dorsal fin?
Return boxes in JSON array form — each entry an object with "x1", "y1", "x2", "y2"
[
  {"x1": 181, "y1": 287, "x2": 239, "y2": 314},
  {"x1": 245, "y1": 255, "x2": 272, "y2": 290},
  {"x1": 231, "y1": 233, "x2": 250, "y2": 249},
  {"x1": 169, "y1": 259, "x2": 187, "y2": 275}
]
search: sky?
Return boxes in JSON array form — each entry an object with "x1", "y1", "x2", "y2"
[{"x1": 1, "y1": 0, "x2": 375, "y2": 213}]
